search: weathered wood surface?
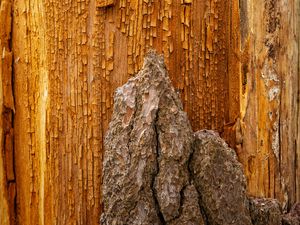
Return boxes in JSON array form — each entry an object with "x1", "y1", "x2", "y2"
[
  {"x1": 0, "y1": 0, "x2": 299, "y2": 224},
  {"x1": 237, "y1": 0, "x2": 300, "y2": 210},
  {"x1": 0, "y1": 0, "x2": 15, "y2": 224}
]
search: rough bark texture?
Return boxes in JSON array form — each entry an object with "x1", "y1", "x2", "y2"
[
  {"x1": 101, "y1": 52, "x2": 253, "y2": 225},
  {"x1": 191, "y1": 130, "x2": 252, "y2": 225},
  {"x1": 101, "y1": 51, "x2": 205, "y2": 225},
  {"x1": 0, "y1": 0, "x2": 299, "y2": 224},
  {"x1": 249, "y1": 197, "x2": 282, "y2": 225},
  {"x1": 282, "y1": 203, "x2": 300, "y2": 225},
  {"x1": 101, "y1": 52, "x2": 300, "y2": 225}
]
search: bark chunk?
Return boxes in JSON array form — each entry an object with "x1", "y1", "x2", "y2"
[
  {"x1": 100, "y1": 51, "x2": 204, "y2": 225},
  {"x1": 101, "y1": 51, "x2": 293, "y2": 225},
  {"x1": 283, "y1": 203, "x2": 300, "y2": 225},
  {"x1": 190, "y1": 130, "x2": 252, "y2": 225},
  {"x1": 249, "y1": 197, "x2": 282, "y2": 225}
]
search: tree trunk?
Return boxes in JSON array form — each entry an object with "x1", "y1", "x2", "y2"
[{"x1": 0, "y1": 0, "x2": 299, "y2": 224}]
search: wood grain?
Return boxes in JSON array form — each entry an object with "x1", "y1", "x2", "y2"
[
  {"x1": 0, "y1": 0, "x2": 15, "y2": 224},
  {"x1": 0, "y1": 0, "x2": 298, "y2": 224},
  {"x1": 238, "y1": 0, "x2": 300, "y2": 210}
]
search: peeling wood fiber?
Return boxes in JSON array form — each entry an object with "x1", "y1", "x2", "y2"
[
  {"x1": 0, "y1": 0, "x2": 15, "y2": 225},
  {"x1": 238, "y1": 0, "x2": 300, "y2": 211},
  {"x1": 0, "y1": 0, "x2": 298, "y2": 224}
]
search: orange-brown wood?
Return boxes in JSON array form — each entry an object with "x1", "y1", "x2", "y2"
[
  {"x1": 0, "y1": 0, "x2": 15, "y2": 224},
  {"x1": 0, "y1": 0, "x2": 299, "y2": 224},
  {"x1": 238, "y1": 0, "x2": 300, "y2": 210}
]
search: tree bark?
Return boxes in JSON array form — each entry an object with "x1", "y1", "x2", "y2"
[{"x1": 0, "y1": 0, "x2": 299, "y2": 224}]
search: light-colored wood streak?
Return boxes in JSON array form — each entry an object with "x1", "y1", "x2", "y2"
[
  {"x1": 0, "y1": 0, "x2": 15, "y2": 224},
  {"x1": 13, "y1": 0, "x2": 48, "y2": 224},
  {"x1": 238, "y1": 0, "x2": 300, "y2": 211}
]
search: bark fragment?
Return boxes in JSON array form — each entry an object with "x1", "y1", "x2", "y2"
[
  {"x1": 249, "y1": 197, "x2": 282, "y2": 225},
  {"x1": 168, "y1": 185, "x2": 205, "y2": 225},
  {"x1": 190, "y1": 130, "x2": 252, "y2": 225},
  {"x1": 282, "y1": 203, "x2": 300, "y2": 225},
  {"x1": 101, "y1": 51, "x2": 204, "y2": 225},
  {"x1": 101, "y1": 51, "x2": 297, "y2": 225}
]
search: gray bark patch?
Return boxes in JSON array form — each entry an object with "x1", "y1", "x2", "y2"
[{"x1": 100, "y1": 51, "x2": 294, "y2": 225}]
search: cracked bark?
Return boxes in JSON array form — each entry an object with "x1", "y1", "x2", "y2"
[
  {"x1": 101, "y1": 51, "x2": 252, "y2": 225},
  {"x1": 282, "y1": 203, "x2": 300, "y2": 225},
  {"x1": 102, "y1": 51, "x2": 298, "y2": 225},
  {"x1": 0, "y1": 0, "x2": 298, "y2": 223},
  {"x1": 190, "y1": 130, "x2": 252, "y2": 225},
  {"x1": 101, "y1": 51, "x2": 205, "y2": 225},
  {"x1": 249, "y1": 197, "x2": 282, "y2": 225}
]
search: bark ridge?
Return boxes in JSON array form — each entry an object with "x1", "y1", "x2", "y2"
[{"x1": 100, "y1": 51, "x2": 295, "y2": 225}]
